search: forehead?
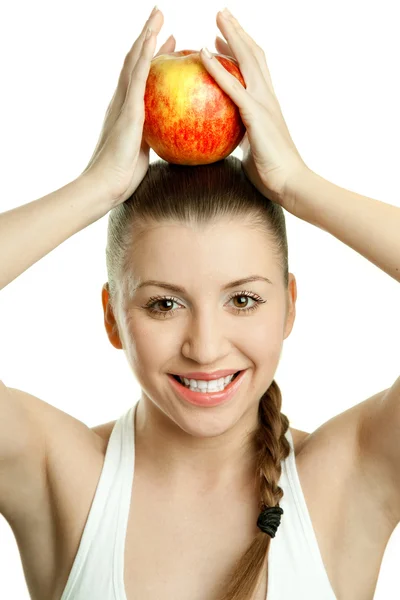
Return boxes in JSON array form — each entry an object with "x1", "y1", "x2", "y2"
[{"x1": 125, "y1": 219, "x2": 278, "y2": 285}]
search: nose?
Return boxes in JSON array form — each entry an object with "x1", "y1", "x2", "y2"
[{"x1": 181, "y1": 309, "x2": 231, "y2": 366}]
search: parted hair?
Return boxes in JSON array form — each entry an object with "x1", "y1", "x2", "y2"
[{"x1": 105, "y1": 156, "x2": 291, "y2": 599}]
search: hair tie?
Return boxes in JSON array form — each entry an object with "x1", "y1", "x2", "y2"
[{"x1": 257, "y1": 505, "x2": 284, "y2": 538}]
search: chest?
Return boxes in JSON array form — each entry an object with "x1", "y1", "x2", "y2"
[
  {"x1": 21, "y1": 426, "x2": 393, "y2": 600},
  {"x1": 118, "y1": 458, "x2": 389, "y2": 600},
  {"x1": 122, "y1": 468, "x2": 268, "y2": 600}
]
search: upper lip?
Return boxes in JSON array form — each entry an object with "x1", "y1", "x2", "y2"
[{"x1": 171, "y1": 369, "x2": 244, "y2": 381}]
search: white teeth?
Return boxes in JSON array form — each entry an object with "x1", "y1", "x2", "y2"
[{"x1": 178, "y1": 374, "x2": 237, "y2": 393}]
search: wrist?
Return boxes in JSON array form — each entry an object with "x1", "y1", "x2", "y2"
[
  {"x1": 77, "y1": 171, "x2": 116, "y2": 218},
  {"x1": 282, "y1": 168, "x2": 325, "y2": 225}
]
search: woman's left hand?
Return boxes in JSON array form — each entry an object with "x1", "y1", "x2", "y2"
[{"x1": 200, "y1": 8, "x2": 310, "y2": 215}]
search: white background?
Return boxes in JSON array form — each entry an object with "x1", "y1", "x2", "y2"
[{"x1": 0, "y1": 0, "x2": 399, "y2": 597}]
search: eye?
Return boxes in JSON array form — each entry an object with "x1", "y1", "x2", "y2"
[
  {"x1": 142, "y1": 291, "x2": 267, "y2": 318},
  {"x1": 227, "y1": 291, "x2": 267, "y2": 315},
  {"x1": 143, "y1": 295, "x2": 181, "y2": 318}
]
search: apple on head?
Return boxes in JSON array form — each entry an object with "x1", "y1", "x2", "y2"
[{"x1": 143, "y1": 50, "x2": 246, "y2": 166}]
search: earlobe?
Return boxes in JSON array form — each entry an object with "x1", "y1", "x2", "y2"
[
  {"x1": 284, "y1": 310, "x2": 296, "y2": 339},
  {"x1": 101, "y1": 283, "x2": 123, "y2": 350}
]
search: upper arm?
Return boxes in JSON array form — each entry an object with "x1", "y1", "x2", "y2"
[
  {"x1": 0, "y1": 381, "x2": 47, "y2": 518},
  {"x1": 0, "y1": 380, "x2": 46, "y2": 459},
  {"x1": 358, "y1": 376, "x2": 400, "y2": 527}
]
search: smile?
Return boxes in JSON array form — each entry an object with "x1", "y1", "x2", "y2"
[
  {"x1": 167, "y1": 369, "x2": 247, "y2": 408},
  {"x1": 172, "y1": 371, "x2": 240, "y2": 392}
]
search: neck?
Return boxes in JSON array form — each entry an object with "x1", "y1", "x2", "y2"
[{"x1": 134, "y1": 396, "x2": 260, "y2": 496}]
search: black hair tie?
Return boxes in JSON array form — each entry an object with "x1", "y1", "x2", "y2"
[{"x1": 257, "y1": 505, "x2": 284, "y2": 538}]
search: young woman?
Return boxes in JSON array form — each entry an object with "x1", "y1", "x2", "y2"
[{"x1": 1, "y1": 6, "x2": 399, "y2": 600}]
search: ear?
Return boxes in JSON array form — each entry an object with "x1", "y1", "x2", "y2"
[
  {"x1": 283, "y1": 273, "x2": 297, "y2": 339},
  {"x1": 101, "y1": 283, "x2": 123, "y2": 350}
]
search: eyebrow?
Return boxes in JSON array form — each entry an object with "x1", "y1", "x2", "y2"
[{"x1": 133, "y1": 275, "x2": 273, "y2": 295}]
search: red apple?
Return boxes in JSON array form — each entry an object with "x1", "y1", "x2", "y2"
[{"x1": 143, "y1": 50, "x2": 246, "y2": 165}]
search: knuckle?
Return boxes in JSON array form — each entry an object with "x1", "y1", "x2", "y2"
[
  {"x1": 232, "y1": 77, "x2": 245, "y2": 92},
  {"x1": 121, "y1": 71, "x2": 131, "y2": 89},
  {"x1": 123, "y1": 46, "x2": 139, "y2": 71},
  {"x1": 253, "y1": 42, "x2": 265, "y2": 60},
  {"x1": 123, "y1": 51, "x2": 132, "y2": 68},
  {"x1": 119, "y1": 70, "x2": 131, "y2": 93}
]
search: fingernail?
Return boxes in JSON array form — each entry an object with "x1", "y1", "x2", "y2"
[
  {"x1": 222, "y1": 7, "x2": 232, "y2": 18},
  {"x1": 201, "y1": 47, "x2": 213, "y2": 59},
  {"x1": 150, "y1": 5, "x2": 158, "y2": 17}
]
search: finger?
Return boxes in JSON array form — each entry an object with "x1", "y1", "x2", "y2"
[
  {"x1": 215, "y1": 34, "x2": 273, "y2": 97},
  {"x1": 215, "y1": 11, "x2": 262, "y2": 90},
  {"x1": 95, "y1": 22, "x2": 167, "y2": 162},
  {"x1": 155, "y1": 34, "x2": 176, "y2": 57},
  {"x1": 215, "y1": 35, "x2": 234, "y2": 58},
  {"x1": 111, "y1": 11, "x2": 164, "y2": 118},
  {"x1": 215, "y1": 35, "x2": 256, "y2": 118},
  {"x1": 217, "y1": 10, "x2": 275, "y2": 95},
  {"x1": 122, "y1": 29, "x2": 158, "y2": 121},
  {"x1": 107, "y1": 29, "x2": 172, "y2": 124},
  {"x1": 125, "y1": 10, "x2": 164, "y2": 69},
  {"x1": 199, "y1": 48, "x2": 256, "y2": 121},
  {"x1": 116, "y1": 33, "x2": 175, "y2": 115}
]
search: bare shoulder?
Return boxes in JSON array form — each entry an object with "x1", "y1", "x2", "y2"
[
  {"x1": 0, "y1": 386, "x2": 114, "y2": 528},
  {"x1": 292, "y1": 395, "x2": 368, "y2": 474},
  {"x1": 296, "y1": 390, "x2": 385, "y2": 458},
  {"x1": 91, "y1": 419, "x2": 118, "y2": 443},
  {"x1": 289, "y1": 427, "x2": 310, "y2": 455},
  {"x1": 290, "y1": 388, "x2": 398, "y2": 539},
  {"x1": 0, "y1": 387, "x2": 106, "y2": 600},
  {"x1": 1, "y1": 389, "x2": 104, "y2": 516}
]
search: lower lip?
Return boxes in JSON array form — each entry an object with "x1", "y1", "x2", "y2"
[{"x1": 167, "y1": 370, "x2": 247, "y2": 407}]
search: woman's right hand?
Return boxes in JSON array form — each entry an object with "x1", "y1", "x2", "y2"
[{"x1": 81, "y1": 7, "x2": 175, "y2": 207}]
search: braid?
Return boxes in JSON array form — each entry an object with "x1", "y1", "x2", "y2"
[
  {"x1": 217, "y1": 380, "x2": 291, "y2": 600},
  {"x1": 255, "y1": 380, "x2": 291, "y2": 593},
  {"x1": 255, "y1": 380, "x2": 290, "y2": 509}
]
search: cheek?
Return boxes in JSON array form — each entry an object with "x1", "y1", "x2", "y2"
[
  {"x1": 243, "y1": 313, "x2": 285, "y2": 367},
  {"x1": 123, "y1": 317, "x2": 177, "y2": 371},
  {"x1": 248, "y1": 308, "x2": 285, "y2": 345}
]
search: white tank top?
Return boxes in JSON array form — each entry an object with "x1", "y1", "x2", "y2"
[{"x1": 60, "y1": 402, "x2": 337, "y2": 599}]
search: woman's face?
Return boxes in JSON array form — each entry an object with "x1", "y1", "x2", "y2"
[{"x1": 102, "y1": 218, "x2": 297, "y2": 438}]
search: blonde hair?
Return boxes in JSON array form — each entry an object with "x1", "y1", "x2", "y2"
[{"x1": 105, "y1": 156, "x2": 291, "y2": 599}]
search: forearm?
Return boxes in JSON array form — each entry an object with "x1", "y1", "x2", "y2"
[
  {"x1": 0, "y1": 174, "x2": 111, "y2": 291},
  {"x1": 289, "y1": 170, "x2": 400, "y2": 283}
]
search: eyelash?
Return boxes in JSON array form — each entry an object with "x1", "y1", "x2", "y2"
[{"x1": 142, "y1": 291, "x2": 267, "y2": 319}]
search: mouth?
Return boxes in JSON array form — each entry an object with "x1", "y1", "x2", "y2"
[
  {"x1": 171, "y1": 371, "x2": 242, "y2": 386},
  {"x1": 167, "y1": 369, "x2": 247, "y2": 407}
]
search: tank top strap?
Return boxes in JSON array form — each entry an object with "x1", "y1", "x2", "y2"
[
  {"x1": 113, "y1": 403, "x2": 137, "y2": 598},
  {"x1": 271, "y1": 426, "x2": 337, "y2": 599},
  {"x1": 60, "y1": 403, "x2": 137, "y2": 600}
]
